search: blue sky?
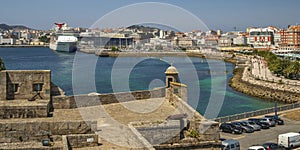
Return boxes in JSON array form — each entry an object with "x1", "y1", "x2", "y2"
[{"x1": 1, "y1": 0, "x2": 300, "y2": 31}]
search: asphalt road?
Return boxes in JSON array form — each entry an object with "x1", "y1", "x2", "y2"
[{"x1": 220, "y1": 118, "x2": 300, "y2": 149}]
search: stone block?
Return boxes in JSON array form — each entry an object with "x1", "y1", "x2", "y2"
[
  {"x1": 58, "y1": 122, "x2": 68, "y2": 130},
  {"x1": 0, "y1": 137, "x2": 11, "y2": 143},
  {"x1": 39, "y1": 122, "x2": 50, "y2": 131},
  {"x1": 68, "y1": 121, "x2": 81, "y2": 130}
]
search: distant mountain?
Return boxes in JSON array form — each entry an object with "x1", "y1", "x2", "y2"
[
  {"x1": 127, "y1": 24, "x2": 179, "y2": 32},
  {"x1": 0, "y1": 23, "x2": 32, "y2": 31},
  {"x1": 127, "y1": 25, "x2": 160, "y2": 32}
]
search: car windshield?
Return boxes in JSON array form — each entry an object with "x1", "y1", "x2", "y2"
[
  {"x1": 240, "y1": 122, "x2": 246, "y2": 126},
  {"x1": 249, "y1": 122, "x2": 255, "y2": 125}
]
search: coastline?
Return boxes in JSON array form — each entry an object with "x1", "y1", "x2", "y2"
[
  {"x1": 228, "y1": 60, "x2": 300, "y2": 104},
  {"x1": 0, "y1": 45, "x2": 48, "y2": 48}
]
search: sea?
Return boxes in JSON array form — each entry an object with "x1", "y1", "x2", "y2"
[{"x1": 0, "y1": 47, "x2": 281, "y2": 118}]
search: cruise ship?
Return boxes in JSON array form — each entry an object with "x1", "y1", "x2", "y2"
[{"x1": 49, "y1": 23, "x2": 79, "y2": 52}]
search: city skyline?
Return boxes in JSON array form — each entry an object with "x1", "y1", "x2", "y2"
[{"x1": 1, "y1": 0, "x2": 300, "y2": 31}]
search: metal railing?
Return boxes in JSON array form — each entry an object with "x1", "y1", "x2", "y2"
[{"x1": 214, "y1": 102, "x2": 300, "y2": 123}]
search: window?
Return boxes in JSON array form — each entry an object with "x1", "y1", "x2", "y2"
[
  {"x1": 33, "y1": 83, "x2": 43, "y2": 92},
  {"x1": 13, "y1": 84, "x2": 19, "y2": 93}
]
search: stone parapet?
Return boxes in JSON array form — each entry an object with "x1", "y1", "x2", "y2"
[{"x1": 52, "y1": 87, "x2": 166, "y2": 109}]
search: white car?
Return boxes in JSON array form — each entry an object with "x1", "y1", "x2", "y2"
[{"x1": 248, "y1": 146, "x2": 265, "y2": 150}]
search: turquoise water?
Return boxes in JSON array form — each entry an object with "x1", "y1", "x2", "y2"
[{"x1": 0, "y1": 48, "x2": 281, "y2": 117}]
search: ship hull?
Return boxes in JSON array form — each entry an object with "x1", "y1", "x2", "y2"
[{"x1": 50, "y1": 42, "x2": 77, "y2": 52}]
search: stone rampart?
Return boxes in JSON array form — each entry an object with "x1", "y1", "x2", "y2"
[
  {"x1": 66, "y1": 134, "x2": 99, "y2": 148},
  {"x1": 0, "y1": 100, "x2": 49, "y2": 119},
  {"x1": 52, "y1": 87, "x2": 165, "y2": 109},
  {"x1": 0, "y1": 70, "x2": 51, "y2": 100},
  {"x1": 0, "y1": 120, "x2": 96, "y2": 143}
]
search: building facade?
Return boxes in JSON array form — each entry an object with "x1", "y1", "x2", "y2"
[
  {"x1": 248, "y1": 28, "x2": 275, "y2": 49},
  {"x1": 280, "y1": 25, "x2": 300, "y2": 49}
]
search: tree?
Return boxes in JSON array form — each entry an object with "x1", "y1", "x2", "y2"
[
  {"x1": 0, "y1": 57, "x2": 5, "y2": 71},
  {"x1": 111, "y1": 46, "x2": 119, "y2": 51},
  {"x1": 39, "y1": 35, "x2": 50, "y2": 43},
  {"x1": 283, "y1": 61, "x2": 300, "y2": 79}
]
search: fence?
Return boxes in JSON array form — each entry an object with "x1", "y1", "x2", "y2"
[{"x1": 214, "y1": 102, "x2": 300, "y2": 123}]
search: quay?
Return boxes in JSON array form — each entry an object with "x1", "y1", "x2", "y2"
[{"x1": 0, "y1": 44, "x2": 48, "y2": 48}]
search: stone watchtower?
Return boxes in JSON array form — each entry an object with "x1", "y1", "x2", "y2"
[
  {"x1": 165, "y1": 65, "x2": 188, "y2": 102},
  {"x1": 165, "y1": 65, "x2": 179, "y2": 88}
]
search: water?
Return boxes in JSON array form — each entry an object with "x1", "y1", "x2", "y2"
[{"x1": 0, "y1": 47, "x2": 281, "y2": 117}]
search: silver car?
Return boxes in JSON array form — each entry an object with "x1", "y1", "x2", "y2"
[
  {"x1": 260, "y1": 117, "x2": 276, "y2": 127},
  {"x1": 241, "y1": 120, "x2": 261, "y2": 131}
]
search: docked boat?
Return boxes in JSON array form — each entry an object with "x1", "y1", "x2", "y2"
[{"x1": 49, "y1": 23, "x2": 79, "y2": 52}]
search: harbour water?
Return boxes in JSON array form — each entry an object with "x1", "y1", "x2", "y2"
[{"x1": 0, "y1": 48, "x2": 281, "y2": 117}]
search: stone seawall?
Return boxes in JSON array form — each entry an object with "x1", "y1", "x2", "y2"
[
  {"x1": 229, "y1": 67, "x2": 300, "y2": 103},
  {"x1": 52, "y1": 87, "x2": 166, "y2": 109}
]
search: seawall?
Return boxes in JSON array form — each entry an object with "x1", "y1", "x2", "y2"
[{"x1": 229, "y1": 67, "x2": 300, "y2": 103}]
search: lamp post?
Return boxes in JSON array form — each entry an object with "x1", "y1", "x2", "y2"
[{"x1": 274, "y1": 100, "x2": 278, "y2": 117}]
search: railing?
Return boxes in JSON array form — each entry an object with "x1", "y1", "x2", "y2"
[{"x1": 214, "y1": 102, "x2": 300, "y2": 123}]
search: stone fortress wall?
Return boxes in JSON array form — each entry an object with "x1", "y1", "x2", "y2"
[
  {"x1": 0, "y1": 70, "x2": 51, "y2": 119},
  {"x1": 0, "y1": 67, "x2": 221, "y2": 149},
  {"x1": 52, "y1": 87, "x2": 166, "y2": 109},
  {"x1": 0, "y1": 70, "x2": 51, "y2": 100}
]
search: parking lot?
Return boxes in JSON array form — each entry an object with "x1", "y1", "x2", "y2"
[{"x1": 220, "y1": 117, "x2": 300, "y2": 149}]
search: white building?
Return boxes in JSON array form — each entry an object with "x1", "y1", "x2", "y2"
[
  {"x1": 233, "y1": 36, "x2": 247, "y2": 45},
  {"x1": 274, "y1": 32, "x2": 281, "y2": 47},
  {"x1": 159, "y1": 30, "x2": 165, "y2": 39},
  {"x1": 218, "y1": 36, "x2": 232, "y2": 47},
  {"x1": 248, "y1": 28, "x2": 275, "y2": 49},
  {"x1": 0, "y1": 36, "x2": 15, "y2": 45}
]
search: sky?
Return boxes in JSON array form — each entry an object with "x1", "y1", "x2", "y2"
[{"x1": 1, "y1": 0, "x2": 300, "y2": 31}]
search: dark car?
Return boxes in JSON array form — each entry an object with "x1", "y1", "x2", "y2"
[
  {"x1": 262, "y1": 142, "x2": 285, "y2": 150},
  {"x1": 219, "y1": 123, "x2": 243, "y2": 134},
  {"x1": 248, "y1": 118, "x2": 270, "y2": 129},
  {"x1": 265, "y1": 115, "x2": 284, "y2": 125},
  {"x1": 231, "y1": 122, "x2": 254, "y2": 133}
]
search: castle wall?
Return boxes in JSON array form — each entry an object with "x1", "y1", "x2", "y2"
[
  {"x1": 52, "y1": 87, "x2": 166, "y2": 109},
  {"x1": 166, "y1": 82, "x2": 220, "y2": 142},
  {"x1": 65, "y1": 134, "x2": 99, "y2": 149},
  {"x1": 0, "y1": 120, "x2": 96, "y2": 143},
  {"x1": 0, "y1": 70, "x2": 51, "y2": 100},
  {"x1": 0, "y1": 100, "x2": 49, "y2": 119}
]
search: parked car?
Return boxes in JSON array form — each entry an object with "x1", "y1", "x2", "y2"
[
  {"x1": 260, "y1": 117, "x2": 276, "y2": 127},
  {"x1": 262, "y1": 142, "x2": 284, "y2": 150},
  {"x1": 222, "y1": 139, "x2": 240, "y2": 150},
  {"x1": 241, "y1": 120, "x2": 261, "y2": 131},
  {"x1": 231, "y1": 122, "x2": 254, "y2": 133},
  {"x1": 248, "y1": 118, "x2": 270, "y2": 129},
  {"x1": 248, "y1": 146, "x2": 265, "y2": 150},
  {"x1": 265, "y1": 115, "x2": 284, "y2": 125},
  {"x1": 219, "y1": 123, "x2": 243, "y2": 134}
]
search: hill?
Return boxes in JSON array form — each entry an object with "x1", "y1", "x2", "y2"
[{"x1": 0, "y1": 23, "x2": 31, "y2": 31}]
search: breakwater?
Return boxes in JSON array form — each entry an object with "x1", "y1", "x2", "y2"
[{"x1": 229, "y1": 67, "x2": 300, "y2": 103}]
